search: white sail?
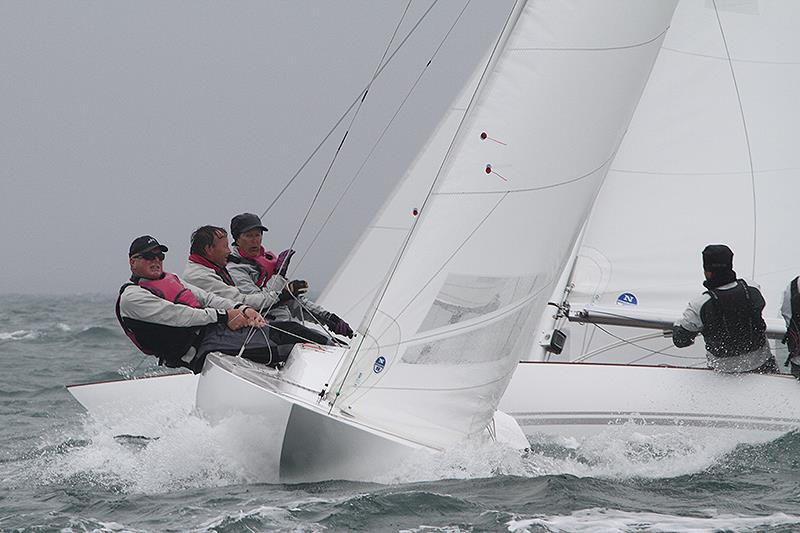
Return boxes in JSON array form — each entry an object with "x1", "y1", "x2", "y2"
[
  {"x1": 323, "y1": 0, "x2": 678, "y2": 449},
  {"x1": 558, "y1": 0, "x2": 800, "y2": 365}
]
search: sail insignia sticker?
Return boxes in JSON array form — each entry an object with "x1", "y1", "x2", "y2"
[
  {"x1": 373, "y1": 356, "x2": 386, "y2": 374},
  {"x1": 616, "y1": 292, "x2": 638, "y2": 306}
]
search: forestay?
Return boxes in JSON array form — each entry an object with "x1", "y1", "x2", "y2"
[
  {"x1": 558, "y1": 0, "x2": 800, "y2": 366},
  {"x1": 324, "y1": 0, "x2": 678, "y2": 449}
]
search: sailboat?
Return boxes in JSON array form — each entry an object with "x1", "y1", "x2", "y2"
[
  {"x1": 500, "y1": 0, "x2": 800, "y2": 442},
  {"x1": 68, "y1": 0, "x2": 800, "y2": 482}
]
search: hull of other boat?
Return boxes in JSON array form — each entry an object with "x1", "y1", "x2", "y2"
[{"x1": 500, "y1": 362, "x2": 800, "y2": 444}]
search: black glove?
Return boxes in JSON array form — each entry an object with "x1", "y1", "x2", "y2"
[
  {"x1": 326, "y1": 313, "x2": 354, "y2": 338},
  {"x1": 279, "y1": 279, "x2": 308, "y2": 302},
  {"x1": 275, "y1": 249, "x2": 295, "y2": 277}
]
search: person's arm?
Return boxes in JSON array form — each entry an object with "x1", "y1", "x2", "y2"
[
  {"x1": 182, "y1": 279, "x2": 238, "y2": 310},
  {"x1": 781, "y1": 282, "x2": 793, "y2": 328},
  {"x1": 228, "y1": 264, "x2": 260, "y2": 295},
  {"x1": 672, "y1": 295, "x2": 704, "y2": 348},
  {"x1": 186, "y1": 263, "x2": 279, "y2": 310},
  {"x1": 120, "y1": 285, "x2": 224, "y2": 327}
]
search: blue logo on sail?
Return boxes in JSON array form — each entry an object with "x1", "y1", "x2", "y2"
[
  {"x1": 373, "y1": 356, "x2": 386, "y2": 374},
  {"x1": 616, "y1": 292, "x2": 638, "y2": 306}
]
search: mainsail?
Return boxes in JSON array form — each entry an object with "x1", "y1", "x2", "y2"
[
  {"x1": 322, "y1": 0, "x2": 678, "y2": 449},
  {"x1": 553, "y1": 0, "x2": 800, "y2": 366}
]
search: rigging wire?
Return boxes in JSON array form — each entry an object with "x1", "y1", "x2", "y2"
[
  {"x1": 234, "y1": 2, "x2": 417, "y2": 358},
  {"x1": 258, "y1": 0, "x2": 441, "y2": 220},
  {"x1": 591, "y1": 322, "x2": 698, "y2": 362},
  {"x1": 284, "y1": 0, "x2": 414, "y2": 255},
  {"x1": 712, "y1": 0, "x2": 758, "y2": 278},
  {"x1": 327, "y1": 0, "x2": 523, "y2": 413},
  {"x1": 292, "y1": 0, "x2": 474, "y2": 272}
]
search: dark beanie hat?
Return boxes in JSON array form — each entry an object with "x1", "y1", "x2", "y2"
[
  {"x1": 702, "y1": 244, "x2": 733, "y2": 271},
  {"x1": 230, "y1": 213, "x2": 268, "y2": 241}
]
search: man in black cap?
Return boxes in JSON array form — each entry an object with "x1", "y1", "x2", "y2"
[
  {"x1": 672, "y1": 244, "x2": 776, "y2": 373},
  {"x1": 226, "y1": 212, "x2": 354, "y2": 341},
  {"x1": 116, "y1": 235, "x2": 302, "y2": 373}
]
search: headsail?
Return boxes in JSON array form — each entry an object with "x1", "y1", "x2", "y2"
[
  {"x1": 555, "y1": 0, "x2": 800, "y2": 365},
  {"x1": 322, "y1": 0, "x2": 678, "y2": 449}
]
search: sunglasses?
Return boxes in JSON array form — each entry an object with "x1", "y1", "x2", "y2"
[{"x1": 135, "y1": 251, "x2": 165, "y2": 261}]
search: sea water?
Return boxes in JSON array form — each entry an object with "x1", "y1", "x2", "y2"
[{"x1": 2, "y1": 294, "x2": 800, "y2": 532}]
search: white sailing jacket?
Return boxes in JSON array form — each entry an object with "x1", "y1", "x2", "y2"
[{"x1": 182, "y1": 260, "x2": 283, "y2": 311}]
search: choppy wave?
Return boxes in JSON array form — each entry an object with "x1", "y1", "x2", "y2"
[
  {"x1": 508, "y1": 509, "x2": 800, "y2": 532},
  {"x1": 0, "y1": 324, "x2": 120, "y2": 344}
]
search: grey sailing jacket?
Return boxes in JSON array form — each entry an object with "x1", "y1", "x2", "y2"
[{"x1": 225, "y1": 246, "x2": 333, "y2": 325}]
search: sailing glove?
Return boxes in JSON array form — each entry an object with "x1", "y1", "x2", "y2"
[
  {"x1": 279, "y1": 279, "x2": 309, "y2": 303},
  {"x1": 326, "y1": 313, "x2": 354, "y2": 338},
  {"x1": 275, "y1": 249, "x2": 295, "y2": 277}
]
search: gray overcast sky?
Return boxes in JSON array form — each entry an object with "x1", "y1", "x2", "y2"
[{"x1": 0, "y1": 1, "x2": 510, "y2": 295}]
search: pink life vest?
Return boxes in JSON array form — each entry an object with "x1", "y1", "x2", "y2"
[
  {"x1": 138, "y1": 273, "x2": 202, "y2": 308},
  {"x1": 240, "y1": 246, "x2": 277, "y2": 287}
]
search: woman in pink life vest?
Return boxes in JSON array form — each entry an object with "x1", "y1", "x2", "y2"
[{"x1": 227, "y1": 213, "x2": 354, "y2": 339}]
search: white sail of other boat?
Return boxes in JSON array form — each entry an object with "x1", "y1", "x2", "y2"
[{"x1": 545, "y1": 0, "x2": 800, "y2": 366}]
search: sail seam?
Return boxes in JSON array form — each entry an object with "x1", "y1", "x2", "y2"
[
  {"x1": 712, "y1": 0, "x2": 758, "y2": 278},
  {"x1": 509, "y1": 27, "x2": 668, "y2": 53},
  {"x1": 610, "y1": 167, "x2": 799, "y2": 176},
  {"x1": 434, "y1": 153, "x2": 611, "y2": 196},
  {"x1": 661, "y1": 45, "x2": 800, "y2": 65}
]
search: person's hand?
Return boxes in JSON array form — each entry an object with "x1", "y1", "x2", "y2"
[
  {"x1": 275, "y1": 249, "x2": 295, "y2": 277},
  {"x1": 278, "y1": 279, "x2": 308, "y2": 303},
  {"x1": 326, "y1": 313, "x2": 354, "y2": 338},
  {"x1": 226, "y1": 308, "x2": 247, "y2": 331},
  {"x1": 242, "y1": 306, "x2": 266, "y2": 327}
]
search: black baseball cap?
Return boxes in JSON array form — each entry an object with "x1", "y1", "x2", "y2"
[
  {"x1": 230, "y1": 213, "x2": 268, "y2": 241},
  {"x1": 702, "y1": 244, "x2": 733, "y2": 271},
  {"x1": 129, "y1": 235, "x2": 169, "y2": 257}
]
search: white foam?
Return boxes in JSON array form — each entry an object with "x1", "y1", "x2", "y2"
[
  {"x1": 35, "y1": 397, "x2": 287, "y2": 493},
  {"x1": 0, "y1": 329, "x2": 37, "y2": 340},
  {"x1": 508, "y1": 508, "x2": 800, "y2": 533},
  {"x1": 373, "y1": 420, "x2": 746, "y2": 485},
  {"x1": 56, "y1": 323, "x2": 72, "y2": 332}
]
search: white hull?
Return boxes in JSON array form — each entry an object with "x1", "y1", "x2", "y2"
[
  {"x1": 500, "y1": 362, "x2": 800, "y2": 444},
  {"x1": 195, "y1": 349, "x2": 429, "y2": 483}
]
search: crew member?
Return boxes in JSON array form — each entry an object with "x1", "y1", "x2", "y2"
[
  {"x1": 226, "y1": 213, "x2": 354, "y2": 340},
  {"x1": 780, "y1": 276, "x2": 800, "y2": 379},
  {"x1": 116, "y1": 235, "x2": 298, "y2": 372},
  {"x1": 672, "y1": 244, "x2": 777, "y2": 373},
  {"x1": 182, "y1": 224, "x2": 335, "y2": 345}
]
